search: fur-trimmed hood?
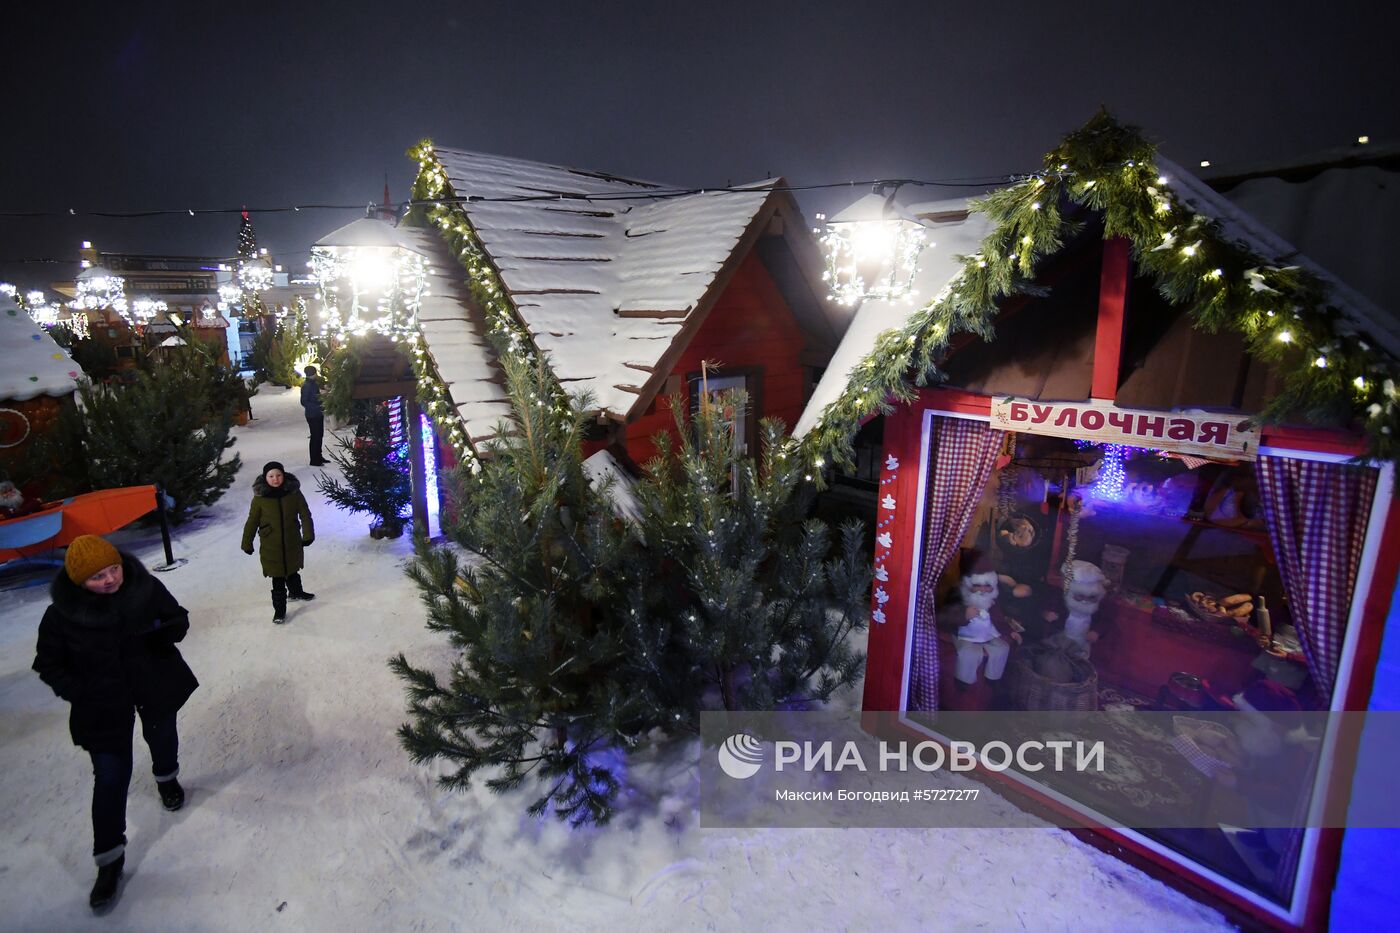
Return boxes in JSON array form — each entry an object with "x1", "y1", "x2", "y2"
[{"x1": 252, "y1": 471, "x2": 302, "y2": 498}]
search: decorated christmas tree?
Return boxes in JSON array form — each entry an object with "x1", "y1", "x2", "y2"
[
  {"x1": 390, "y1": 349, "x2": 666, "y2": 826},
  {"x1": 636, "y1": 389, "x2": 870, "y2": 713},
  {"x1": 315, "y1": 401, "x2": 411, "y2": 537},
  {"x1": 236, "y1": 208, "x2": 257, "y2": 261}
]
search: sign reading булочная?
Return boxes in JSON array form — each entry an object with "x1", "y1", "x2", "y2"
[{"x1": 989, "y1": 396, "x2": 1259, "y2": 460}]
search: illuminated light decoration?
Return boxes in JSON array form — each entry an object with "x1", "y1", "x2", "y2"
[
  {"x1": 73, "y1": 267, "x2": 134, "y2": 324},
  {"x1": 65, "y1": 308, "x2": 91, "y2": 339},
  {"x1": 1277, "y1": 330, "x2": 1293, "y2": 344},
  {"x1": 310, "y1": 242, "x2": 429, "y2": 342},
  {"x1": 1358, "y1": 135, "x2": 1370, "y2": 145},
  {"x1": 199, "y1": 302, "x2": 219, "y2": 325},
  {"x1": 26, "y1": 290, "x2": 60, "y2": 326},
  {"x1": 820, "y1": 185, "x2": 928, "y2": 307},
  {"x1": 1090, "y1": 443, "x2": 1128, "y2": 501},
  {"x1": 421, "y1": 412, "x2": 439, "y2": 537},
  {"x1": 238, "y1": 258, "x2": 275, "y2": 294},
  {"x1": 130, "y1": 297, "x2": 168, "y2": 324},
  {"x1": 1199, "y1": 160, "x2": 1211, "y2": 168}
]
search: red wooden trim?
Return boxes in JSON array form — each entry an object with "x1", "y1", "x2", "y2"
[
  {"x1": 914, "y1": 387, "x2": 992, "y2": 416},
  {"x1": 1259, "y1": 424, "x2": 1367, "y2": 457},
  {"x1": 1304, "y1": 496, "x2": 1400, "y2": 930},
  {"x1": 1092, "y1": 237, "x2": 1131, "y2": 400},
  {"x1": 862, "y1": 402, "x2": 925, "y2": 711}
]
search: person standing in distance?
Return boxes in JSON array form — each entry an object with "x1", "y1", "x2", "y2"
[
  {"x1": 241, "y1": 461, "x2": 316, "y2": 624},
  {"x1": 32, "y1": 535, "x2": 199, "y2": 912},
  {"x1": 301, "y1": 364, "x2": 327, "y2": 466}
]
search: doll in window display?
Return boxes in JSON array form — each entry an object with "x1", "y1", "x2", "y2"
[
  {"x1": 938, "y1": 552, "x2": 1024, "y2": 694},
  {"x1": 1039, "y1": 560, "x2": 1111, "y2": 657}
]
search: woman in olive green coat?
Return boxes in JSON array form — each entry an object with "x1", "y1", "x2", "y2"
[{"x1": 241, "y1": 461, "x2": 316, "y2": 624}]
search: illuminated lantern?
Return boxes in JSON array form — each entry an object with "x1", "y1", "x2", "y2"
[{"x1": 820, "y1": 184, "x2": 928, "y2": 307}]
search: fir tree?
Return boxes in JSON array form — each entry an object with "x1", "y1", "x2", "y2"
[
  {"x1": 35, "y1": 365, "x2": 241, "y2": 520},
  {"x1": 390, "y1": 350, "x2": 663, "y2": 826},
  {"x1": 315, "y1": 402, "x2": 411, "y2": 537},
  {"x1": 266, "y1": 298, "x2": 310, "y2": 386},
  {"x1": 636, "y1": 390, "x2": 870, "y2": 714}
]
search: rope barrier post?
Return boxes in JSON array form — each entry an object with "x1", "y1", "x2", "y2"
[{"x1": 152, "y1": 484, "x2": 187, "y2": 572}]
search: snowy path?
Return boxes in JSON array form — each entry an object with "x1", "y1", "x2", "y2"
[{"x1": 0, "y1": 387, "x2": 1231, "y2": 932}]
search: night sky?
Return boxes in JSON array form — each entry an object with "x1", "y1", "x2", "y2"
[{"x1": 3, "y1": 0, "x2": 1395, "y2": 291}]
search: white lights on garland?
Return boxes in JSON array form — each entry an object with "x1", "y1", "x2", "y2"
[{"x1": 820, "y1": 184, "x2": 928, "y2": 307}]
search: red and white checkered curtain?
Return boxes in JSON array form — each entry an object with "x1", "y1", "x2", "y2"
[
  {"x1": 909, "y1": 416, "x2": 1005, "y2": 711},
  {"x1": 1255, "y1": 455, "x2": 1378, "y2": 700}
]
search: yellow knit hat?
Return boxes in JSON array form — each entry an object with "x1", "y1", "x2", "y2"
[{"x1": 65, "y1": 535, "x2": 121, "y2": 584}]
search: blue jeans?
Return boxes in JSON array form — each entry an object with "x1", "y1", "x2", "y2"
[{"x1": 89, "y1": 708, "x2": 179, "y2": 863}]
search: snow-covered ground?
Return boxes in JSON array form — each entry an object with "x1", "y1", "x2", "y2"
[{"x1": 0, "y1": 387, "x2": 1232, "y2": 931}]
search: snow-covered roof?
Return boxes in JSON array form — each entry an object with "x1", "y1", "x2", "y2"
[
  {"x1": 1205, "y1": 152, "x2": 1400, "y2": 335},
  {"x1": 431, "y1": 148, "x2": 781, "y2": 418},
  {"x1": 1, "y1": 298, "x2": 81, "y2": 401},
  {"x1": 395, "y1": 226, "x2": 512, "y2": 443},
  {"x1": 315, "y1": 217, "x2": 426, "y2": 254},
  {"x1": 1158, "y1": 156, "x2": 1400, "y2": 358},
  {"x1": 792, "y1": 204, "x2": 993, "y2": 438},
  {"x1": 582, "y1": 448, "x2": 642, "y2": 525}
]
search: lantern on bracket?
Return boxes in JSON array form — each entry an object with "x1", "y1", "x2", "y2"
[
  {"x1": 311, "y1": 217, "x2": 429, "y2": 342},
  {"x1": 820, "y1": 181, "x2": 928, "y2": 307}
]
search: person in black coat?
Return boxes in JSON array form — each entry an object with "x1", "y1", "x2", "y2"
[
  {"x1": 32, "y1": 535, "x2": 199, "y2": 911},
  {"x1": 301, "y1": 364, "x2": 327, "y2": 466}
]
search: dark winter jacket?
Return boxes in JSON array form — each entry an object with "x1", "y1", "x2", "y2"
[
  {"x1": 32, "y1": 554, "x2": 199, "y2": 752},
  {"x1": 300, "y1": 377, "x2": 323, "y2": 419},
  {"x1": 241, "y1": 472, "x2": 315, "y2": 578}
]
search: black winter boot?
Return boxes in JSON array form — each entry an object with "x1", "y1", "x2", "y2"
[
  {"x1": 272, "y1": 589, "x2": 287, "y2": 624},
  {"x1": 158, "y1": 777, "x2": 185, "y2": 811},
  {"x1": 89, "y1": 854, "x2": 124, "y2": 911},
  {"x1": 287, "y1": 573, "x2": 315, "y2": 602}
]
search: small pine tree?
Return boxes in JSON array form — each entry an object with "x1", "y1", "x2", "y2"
[
  {"x1": 315, "y1": 402, "x2": 411, "y2": 537},
  {"x1": 36, "y1": 366, "x2": 241, "y2": 520},
  {"x1": 267, "y1": 300, "x2": 310, "y2": 387},
  {"x1": 636, "y1": 391, "x2": 870, "y2": 714},
  {"x1": 390, "y1": 350, "x2": 663, "y2": 826}
]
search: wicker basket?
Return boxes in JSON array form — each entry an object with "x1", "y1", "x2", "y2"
[{"x1": 1010, "y1": 651, "x2": 1099, "y2": 711}]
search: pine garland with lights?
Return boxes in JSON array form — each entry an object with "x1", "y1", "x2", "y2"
[
  {"x1": 401, "y1": 139, "x2": 574, "y2": 468},
  {"x1": 801, "y1": 111, "x2": 1400, "y2": 473}
]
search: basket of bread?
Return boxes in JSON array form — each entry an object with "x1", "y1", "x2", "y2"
[{"x1": 1186, "y1": 591, "x2": 1254, "y2": 623}]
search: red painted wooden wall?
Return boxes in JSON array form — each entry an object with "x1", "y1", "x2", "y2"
[{"x1": 618, "y1": 250, "x2": 808, "y2": 468}]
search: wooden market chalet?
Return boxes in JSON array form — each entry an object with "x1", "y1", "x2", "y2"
[
  {"x1": 315, "y1": 146, "x2": 847, "y2": 530},
  {"x1": 791, "y1": 122, "x2": 1400, "y2": 931}
]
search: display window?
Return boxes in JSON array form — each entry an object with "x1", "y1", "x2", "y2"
[{"x1": 900, "y1": 413, "x2": 1386, "y2": 918}]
